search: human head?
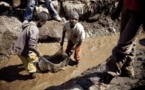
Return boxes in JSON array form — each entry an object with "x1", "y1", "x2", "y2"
[
  {"x1": 69, "y1": 11, "x2": 79, "y2": 27},
  {"x1": 34, "y1": 11, "x2": 48, "y2": 27}
]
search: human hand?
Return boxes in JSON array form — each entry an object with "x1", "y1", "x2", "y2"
[{"x1": 38, "y1": 52, "x2": 42, "y2": 58}]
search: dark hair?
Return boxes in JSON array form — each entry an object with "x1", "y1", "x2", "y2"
[
  {"x1": 35, "y1": 11, "x2": 48, "y2": 21},
  {"x1": 69, "y1": 11, "x2": 79, "y2": 20}
]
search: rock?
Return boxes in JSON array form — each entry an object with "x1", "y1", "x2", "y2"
[
  {"x1": 0, "y1": 16, "x2": 22, "y2": 55},
  {"x1": 62, "y1": 0, "x2": 88, "y2": 18},
  {"x1": 39, "y1": 21, "x2": 64, "y2": 42},
  {"x1": 0, "y1": 0, "x2": 120, "y2": 61}
]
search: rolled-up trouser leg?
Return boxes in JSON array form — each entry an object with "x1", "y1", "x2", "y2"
[
  {"x1": 74, "y1": 43, "x2": 82, "y2": 61},
  {"x1": 106, "y1": 7, "x2": 141, "y2": 76},
  {"x1": 121, "y1": 42, "x2": 136, "y2": 76},
  {"x1": 27, "y1": 51, "x2": 38, "y2": 73},
  {"x1": 65, "y1": 41, "x2": 82, "y2": 61}
]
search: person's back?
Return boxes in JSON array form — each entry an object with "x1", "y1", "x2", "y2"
[
  {"x1": 14, "y1": 12, "x2": 48, "y2": 79},
  {"x1": 14, "y1": 21, "x2": 39, "y2": 57}
]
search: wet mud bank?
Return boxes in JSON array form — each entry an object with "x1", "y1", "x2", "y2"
[
  {"x1": 0, "y1": 33, "x2": 145, "y2": 90},
  {"x1": 0, "y1": 0, "x2": 145, "y2": 89},
  {"x1": 45, "y1": 48, "x2": 145, "y2": 90}
]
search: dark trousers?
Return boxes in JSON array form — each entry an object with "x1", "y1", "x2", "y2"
[
  {"x1": 65, "y1": 41, "x2": 82, "y2": 61},
  {"x1": 106, "y1": 7, "x2": 142, "y2": 76}
]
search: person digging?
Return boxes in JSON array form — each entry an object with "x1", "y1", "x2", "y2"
[{"x1": 60, "y1": 11, "x2": 85, "y2": 66}]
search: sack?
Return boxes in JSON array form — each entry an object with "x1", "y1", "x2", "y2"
[{"x1": 38, "y1": 47, "x2": 69, "y2": 72}]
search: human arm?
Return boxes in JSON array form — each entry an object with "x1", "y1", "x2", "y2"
[
  {"x1": 29, "y1": 47, "x2": 42, "y2": 57},
  {"x1": 60, "y1": 26, "x2": 66, "y2": 46},
  {"x1": 28, "y1": 27, "x2": 42, "y2": 58},
  {"x1": 111, "y1": 0, "x2": 124, "y2": 20},
  {"x1": 69, "y1": 25, "x2": 85, "y2": 55}
]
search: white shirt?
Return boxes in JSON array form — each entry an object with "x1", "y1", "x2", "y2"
[{"x1": 63, "y1": 21, "x2": 85, "y2": 44}]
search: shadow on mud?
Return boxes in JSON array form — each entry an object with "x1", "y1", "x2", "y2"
[
  {"x1": 45, "y1": 72, "x2": 103, "y2": 90},
  {"x1": 0, "y1": 64, "x2": 34, "y2": 82}
]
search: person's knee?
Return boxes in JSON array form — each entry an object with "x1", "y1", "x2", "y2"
[{"x1": 74, "y1": 53, "x2": 81, "y2": 61}]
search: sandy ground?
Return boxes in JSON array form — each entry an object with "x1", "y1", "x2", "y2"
[{"x1": 0, "y1": 32, "x2": 145, "y2": 90}]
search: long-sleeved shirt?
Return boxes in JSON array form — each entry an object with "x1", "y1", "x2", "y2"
[{"x1": 14, "y1": 21, "x2": 39, "y2": 57}]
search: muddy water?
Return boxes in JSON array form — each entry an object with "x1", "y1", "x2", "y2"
[{"x1": 0, "y1": 33, "x2": 145, "y2": 90}]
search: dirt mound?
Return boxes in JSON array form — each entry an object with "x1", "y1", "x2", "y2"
[{"x1": 0, "y1": 16, "x2": 21, "y2": 60}]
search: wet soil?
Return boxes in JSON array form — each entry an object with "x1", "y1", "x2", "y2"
[
  {"x1": 0, "y1": 1, "x2": 145, "y2": 90},
  {"x1": 0, "y1": 32, "x2": 145, "y2": 90},
  {"x1": 60, "y1": 48, "x2": 145, "y2": 90}
]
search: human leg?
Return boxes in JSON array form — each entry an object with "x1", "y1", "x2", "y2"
[
  {"x1": 120, "y1": 42, "x2": 136, "y2": 77},
  {"x1": 74, "y1": 43, "x2": 82, "y2": 62},
  {"x1": 27, "y1": 51, "x2": 38, "y2": 73},
  {"x1": 44, "y1": 0, "x2": 61, "y2": 21},
  {"x1": 44, "y1": 0, "x2": 57, "y2": 16},
  {"x1": 106, "y1": 7, "x2": 141, "y2": 77},
  {"x1": 24, "y1": 0, "x2": 36, "y2": 21},
  {"x1": 18, "y1": 55, "x2": 29, "y2": 71},
  {"x1": 90, "y1": 7, "x2": 142, "y2": 90},
  {"x1": 65, "y1": 41, "x2": 80, "y2": 65}
]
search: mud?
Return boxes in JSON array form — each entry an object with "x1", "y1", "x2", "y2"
[
  {"x1": 47, "y1": 47, "x2": 67, "y2": 64},
  {"x1": 45, "y1": 34, "x2": 145, "y2": 90},
  {"x1": 0, "y1": 1, "x2": 145, "y2": 89},
  {"x1": 0, "y1": 32, "x2": 145, "y2": 90}
]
